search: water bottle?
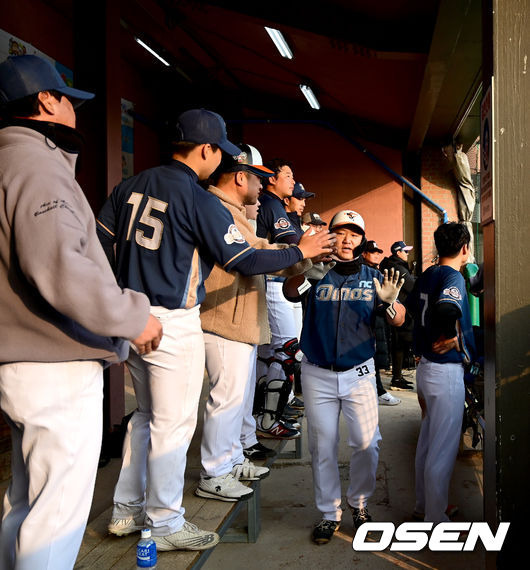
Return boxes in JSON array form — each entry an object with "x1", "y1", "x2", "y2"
[{"x1": 136, "y1": 528, "x2": 157, "y2": 569}]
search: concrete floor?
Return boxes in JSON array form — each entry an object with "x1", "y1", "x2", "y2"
[{"x1": 89, "y1": 368, "x2": 485, "y2": 569}]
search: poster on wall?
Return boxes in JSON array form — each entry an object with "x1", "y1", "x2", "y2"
[
  {"x1": 480, "y1": 81, "x2": 494, "y2": 226},
  {"x1": 0, "y1": 28, "x2": 74, "y2": 87},
  {"x1": 121, "y1": 99, "x2": 134, "y2": 180}
]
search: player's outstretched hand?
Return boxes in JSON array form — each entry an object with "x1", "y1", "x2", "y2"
[
  {"x1": 298, "y1": 229, "x2": 336, "y2": 260},
  {"x1": 132, "y1": 314, "x2": 163, "y2": 355},
  {"x1": 373, "y1": 268, "x2": 405, "y2": 304}
]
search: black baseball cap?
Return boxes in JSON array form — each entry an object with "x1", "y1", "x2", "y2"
[
  {"x1": 391, "y1": 240, "x2": 413, "y2": 254},
  {"x1": 302, "y1": 212, "x2": 327, "y2": 226},
  {"x1": 217, "y1": 143, "x2": 274, "y2": 178},
  {"x1": 292, "y1": 182, "x2": 315, "y2": 199},
  {"x1": 365, "y1": 240, "x2": 383, "y2": 253},
  {"x1": 0, "y1": 55, "x2": 94, "y2": 107},
  {"x1": 174, "y1": 109, "x2": 240, "y2": 155}
]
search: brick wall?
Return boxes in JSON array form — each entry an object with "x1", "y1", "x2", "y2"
[{"x1": 420, "y1": 146, "x2": 459, "y2": 269}]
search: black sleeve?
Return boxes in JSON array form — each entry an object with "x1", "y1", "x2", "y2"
[
  {"x1": 432, "y1": 301, "x2": 461, "y2": 339},
  {"x1": 232, "y1": 246, "x2": 303, "y2": 276}
]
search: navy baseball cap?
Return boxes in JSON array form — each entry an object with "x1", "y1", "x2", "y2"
[
  {"x1": 365, "y1": 240, "x2": 383, "y2": 253},
  {"x1": 0, "y1": 55, "x2": 94, "y2": 107},
  {"x1": 218, "y1": 143, "x2": 274, "y2": 177},
  {"x1": 292, "y1": 182, "x2": 315, "y2": 199},
  {"x1": 391, "y1": 240, "x2": 413, "y2": 254},
  {"x1": 174, "y1": 109, "x2": 240, "y2": 155}
]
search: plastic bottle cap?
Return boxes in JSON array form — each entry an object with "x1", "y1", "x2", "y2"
[{"x1": 141, "y1": 529, "x2": 151, "y2": 538}]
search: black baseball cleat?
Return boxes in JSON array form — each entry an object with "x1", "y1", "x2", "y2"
[
  {"x1": 288, "y1": 396, "x2": 305, "y2": 410},
  {"x1": 390, "y1": 378, "x2": 414, "y2": 391},
  {"x1": 243, "y1": 442, "x2": 277, "y2": 461},
  {"x1": 312, "y1": 519, "x2": 340, "y2": 545},
  {"x1": 351, "y1": 506, "x2": 372, "y2": 529}
]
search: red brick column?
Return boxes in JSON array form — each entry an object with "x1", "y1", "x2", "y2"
[{"x1": 420, "y1": 146, "x2": 459, "y2": 269}]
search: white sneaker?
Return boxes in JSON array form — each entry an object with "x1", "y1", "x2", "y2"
[
  {"x1": 153, "y1": 521, "x2": 219, "y2": 551},
  {"x1": 108, "y1": 514, "x2": 145, "y2": 536},
  {"x1": 195, "y1": 473, "x2": 254, "y2": 502},
  {"x1": 379, "y1": 392, "x2": 401, "y2": 406},
  {"x1": 232, "y1": 458, "x2": 270, "y2": 481}
]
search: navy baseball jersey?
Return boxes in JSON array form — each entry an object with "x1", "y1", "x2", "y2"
[
  {"x1": 256, "y1": 191, "x2": 296, "y2": 243},
  {"x1": 97, "y1": 160, "x2": 253, "y2": 309},
  {"x1": 406, "y1": 265, "x2": 475, "y2": 364},
  {"x1": 287, "y1": 212, "x2": 305, "y2": 241},
  {"x1": 301, "y1": 264, "x2": 383, "y2": 368}
]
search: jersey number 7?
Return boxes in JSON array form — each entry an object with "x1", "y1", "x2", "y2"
[{"x1": 126, "y1": 192, "x2": 168, "y2": 251}]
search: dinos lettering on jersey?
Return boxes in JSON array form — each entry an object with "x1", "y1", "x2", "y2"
[
  {"x1": 316, "y1": 284, "x2": 374, "y2": 302},
  {"x1": 224, "y1": 224, "x2": 246, "y2": 245},
  {"x1": 274, "y1": 217, "x2": 290, "y2": 230}
]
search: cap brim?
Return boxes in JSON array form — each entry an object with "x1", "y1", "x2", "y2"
[
  {"x1": 403, "y1": 246, "x2": 413, "y2": 251},
  {"x1": 218, "y1": 139, "x2": 242, "y2": 155},
  {"x1": 246, "y1": 164, "x2": 274, "y2": 178},
  {"x1": 301, "y1": 192, "x2": 316, "y2": 198},
  {"x1": 330, "y1": 222, "x2": 365, "y2": 234},
  {"x1": 57, "y1": 86, "x2": 95, "y2": 109}
]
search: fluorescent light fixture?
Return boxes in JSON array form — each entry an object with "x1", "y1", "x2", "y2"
[
  {"x1": 265, "y1": 27, "x2": 293, "y2": 59},
  {"x1": 299, "y1": 84, "x2": 320, "y2": 110},
  {"x1": 135, "y1": 37, "x2": 170, "y2": 67}
]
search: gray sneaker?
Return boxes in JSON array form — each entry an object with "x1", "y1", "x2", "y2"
[
  {"x1": 153, "y1": 521, "x2": 219, "y2": 551},
  {"x1": 108, "y1": 515, "x2": 144, "y2": 536},
  {"x1": 195, "y1": 473, "x2": 254, "y2": 502}
]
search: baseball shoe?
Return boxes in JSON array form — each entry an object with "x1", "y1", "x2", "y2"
[
  {"x1": 232, "y1": 458, "x2": 270, "y2": 481},
  {"x1": 312, "y1": 519, "x2": 340, "y2": 545},
  {"x1": 288, "y1": 396, "x2": 305, "y2": 410},
  {"x1": 280, "y1": 416, "x2": 301, "y2": 429},
  {"x1": 390, "y1": 378, "x2": 414, "y2": 391},
  {"x1": 378, "y1": 392, "x2": 401, "y2": 406},
  {"x1": 195, "y1": 473, "x2": 253, "y2": 502},
  {"x1": 108, "y1": 515, "x2": 145, "y2": 536},
  {"x1": 351, "y1": 506, "x2": 372, "y2": 529},
  {"x1": 153, "y1": 522, "x2": 219, "y2": 551},
  {"x1": 283, "y1": 404, "x2": 303, "y2": 419},
  {"x1": 412, "y1": 504, "x2": 459, "y2": 521},
  {"x1": 243, "y1": 442, "x2": 277, "y2": 461},
  {"x1": 257, "y1": 420, "x2": 300, "y2": 439}
]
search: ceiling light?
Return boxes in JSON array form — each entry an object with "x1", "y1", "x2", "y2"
[
  {"x1": 265, "y1": 27, "x2": 293, "y2": 59},
  {"x1": 135, "y1": 37, "x2": 170, "y2": 67},
  {"x1": 299, "y1": 84, "x2": 320, "y2": 110}
]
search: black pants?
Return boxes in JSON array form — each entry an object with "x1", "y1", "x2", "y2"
[{"x1": 391, "y1": 327, "x2": 413, "y2": 380}]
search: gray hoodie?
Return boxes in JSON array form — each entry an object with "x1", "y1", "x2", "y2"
[{"x1": 0, "y1": 125, "x2": 150, "y2": 363}]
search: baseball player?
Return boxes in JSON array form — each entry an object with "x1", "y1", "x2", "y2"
[
  {"x1": 255, "y1": 162, "x2": 306, "y2": 438},
  {"x1": 97, "y1": 112, "x2": 334, "y2": 551},
  {"x1": 406, "y1": 222, "x2": 475, "y2": 523},
  {"x1": 0, "y1": 55, "x2": 161, "y2": 570},
  {"x1": 284, "y1": 210, "x2": 406, "y2": 545},
  {"x1": 198, "y1": 144, "x2": 318, "y2": 501}
]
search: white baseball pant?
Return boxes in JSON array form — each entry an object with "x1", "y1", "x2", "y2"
[
  {"x1": 302, "y1": 358, "x2": 381, "y2": 522},
  {"x1": 112, "y1": 305, "x2": 205, "y2": 536},
  {"x1": 415, "y1": 357, "x2": 465, "y2": 523},
  {"x1": 201, "y1": 335, "x2": 256, "y2": 476},
  {"x1": 240, "y1": 352, "x2": 259, "y2": 450},
  {"x1": 257, "y1": 280, "x2": 302, "y2": 383},
  {"x1": 0, "y1": 360, "x2": 103, "y2": 570}
]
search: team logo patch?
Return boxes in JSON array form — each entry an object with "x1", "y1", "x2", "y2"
[
  {"x1": 234, "y1": 151, "x2": 247, "y2": 163},
  {"x1": 443, "y1": 287, "x2": 462, "y2": 300},
  {"x1": 274, "y1": 217, "x2": 290, "y2": 230},
  {"x1": 224, "y1": 224, "x2": 246, "y2": 245}
]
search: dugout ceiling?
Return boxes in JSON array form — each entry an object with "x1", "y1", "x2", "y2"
[{"x1": 45, "y1": 0, "x2": 482, "y2": 152}]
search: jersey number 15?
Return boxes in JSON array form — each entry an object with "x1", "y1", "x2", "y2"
[{"x1": 126, "y1": 192, "x2": 168, "y2": 251}]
